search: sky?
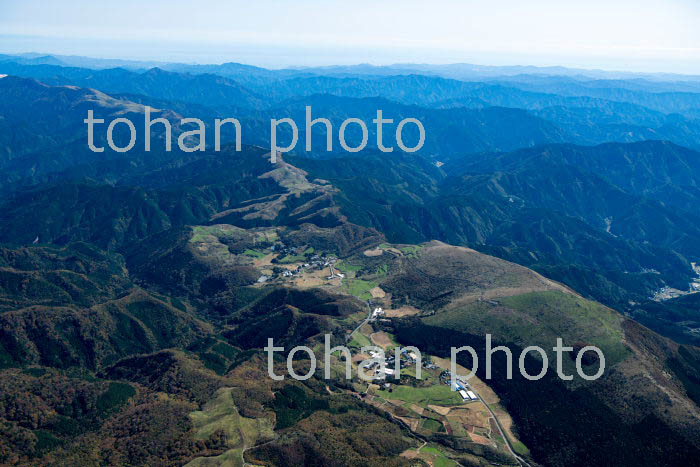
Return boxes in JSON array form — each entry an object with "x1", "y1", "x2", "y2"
[{"x1": 1, "y1": 0, "x2": 699, "y2": 73}]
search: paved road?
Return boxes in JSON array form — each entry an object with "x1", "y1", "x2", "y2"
[
  {"x1": 347, "y1": 300, "x2": 373, "y2": 342},
  {"x1": 475, "y1": 391, "x2": 532, "y2": 467}
]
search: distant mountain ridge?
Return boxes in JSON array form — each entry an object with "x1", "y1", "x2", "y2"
[
  {"x1": 2, "y1": 54, "x2": 700, "y2": 464},
  {"x1": 6, "y1": 52, "x2": 700, "y2": 82},
  {"x1": 293, "y1": 140, "x2": 700, "y2": 343},
  {"x1": 4, "y1": 57, "x2": 700, "y2": 154}
]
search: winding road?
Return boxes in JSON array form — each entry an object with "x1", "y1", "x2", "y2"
[
  {"x1": 347, "y1": 300, "x2": 373, "y2": 342},
  {"x1": 474, "y1": 391, "x2": 531, "y2": 467}
]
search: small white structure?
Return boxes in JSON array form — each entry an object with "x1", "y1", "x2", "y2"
[
  {"x1": 459, "y1": 390, "x2": 469, "y2": 400},
  {"x1": 467, "y1": 391, "x2": 478, "y2": 400},
  {"x1": 370, "y1": 307, "x2": 385, "y2": 320}
]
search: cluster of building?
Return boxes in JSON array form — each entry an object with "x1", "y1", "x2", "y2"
[
  {"x1": 326, "y1": 266, "x2": 345, "y2": 280},
  {"x1": 440, "y1": 371, "x2": 479, "y2": 401},
  {"x1": 362, "y1": 346, "x2": 438, "y2": 384},
  {"x1": 263, "y1": 242, "x2": 341, "y2": 280},
  {"x1": 361, "y1": 350, "x2": 396, "y2": 382},
  {"x1": 649, "y1": 262, "x2": 700, "y2": 298}
]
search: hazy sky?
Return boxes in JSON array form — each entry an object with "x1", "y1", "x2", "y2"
[{"x1": 1, "y1": 0, "x2": 699, "y2": 73}]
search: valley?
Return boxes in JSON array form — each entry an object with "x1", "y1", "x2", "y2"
[
  {"x1": 182, "y1": 224, "x2": 540, "y2": 466},
  {"x1": 1, "y1": 51, "x2": 700, "y2": 467}
]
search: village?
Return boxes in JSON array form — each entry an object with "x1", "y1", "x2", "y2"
[
  {"x1": 692, "y1": 262, "x2": 700, "y2": 291},
  {"x1": 651, "y1": 261, "x2": 700, "y2": 300},
  {"x1": 254, "y1": 241, "x2": 345, "y2": 284},
  {"x1": 190, "y1": 227, "x2": 527, "y2": 461},
  {"x1": 359, "y1": 348, "x2": 481, "y2": 404},
  {"x1": 340, "y1": 314, "x2": 526, "y2": 464}
]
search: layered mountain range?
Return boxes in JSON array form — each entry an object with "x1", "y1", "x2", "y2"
[{"x1": 1, "y1": 55, "x2": 699, "y2": 466}]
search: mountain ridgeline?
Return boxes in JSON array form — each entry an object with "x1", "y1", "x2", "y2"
[{"x1": 0, "y1": 54, "x2": 700, "y2": 466}]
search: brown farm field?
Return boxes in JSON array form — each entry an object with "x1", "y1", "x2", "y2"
[
  {"x1": 370, "y1": 331, "x2": 395, "y2": 349},
  {"x1": 385, "y1": 305, "x2": 421, "y2": 317}
]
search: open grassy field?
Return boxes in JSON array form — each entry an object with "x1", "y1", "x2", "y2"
[
  {"x1": 389, "y1": 384, "x2": 464, "y2": 407},
  {"x1": 190, "y1": 224, "x2": 248, "y2": 244},
  {"x1": 398, "y1": 245, "x2": 424, "y2": 258},
  {"x1": 343, "y1": 278, "x2": 379, "y2": 301},
  {"x1": 254, "y1": 229, "x2": 279, "y2": 243},
  {"x1": 187, "y1": 388, "x2": 274, "y2": 466},
  {"x1": 426, "y1": 290, "x2": 631, "y2": 370},
  {"x1": 336, "y1": 261, "x2": 363, "y2": 275},
  {"x1": 421, "y1": 418, "x2": 446, "y2": 432},
  {"x1": 277, "y1": 254, "x2": 306, "y2": 264},
  {"x1": 242, "y1": 249, "x2": 267, "y2": 259},
  {"x1": 348, "y1": 332, "x2": 372, "y2": 350},
  {"x1": 418, "y1": 445, "x2": 459, "y2": 467},
  {"x1": 185, "y1": 449, "x2": 243, "y2": 467}
]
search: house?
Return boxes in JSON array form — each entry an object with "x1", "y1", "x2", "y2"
[
  {"x1": 374, "y1": 367, "x2": 396, "y2": 380},
  {"x1": 370, "y1": 307, "x2": 384, "y2": 320},
  {"x1": 360, "y1": 361, "x2": 379, "y2": 370}
]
